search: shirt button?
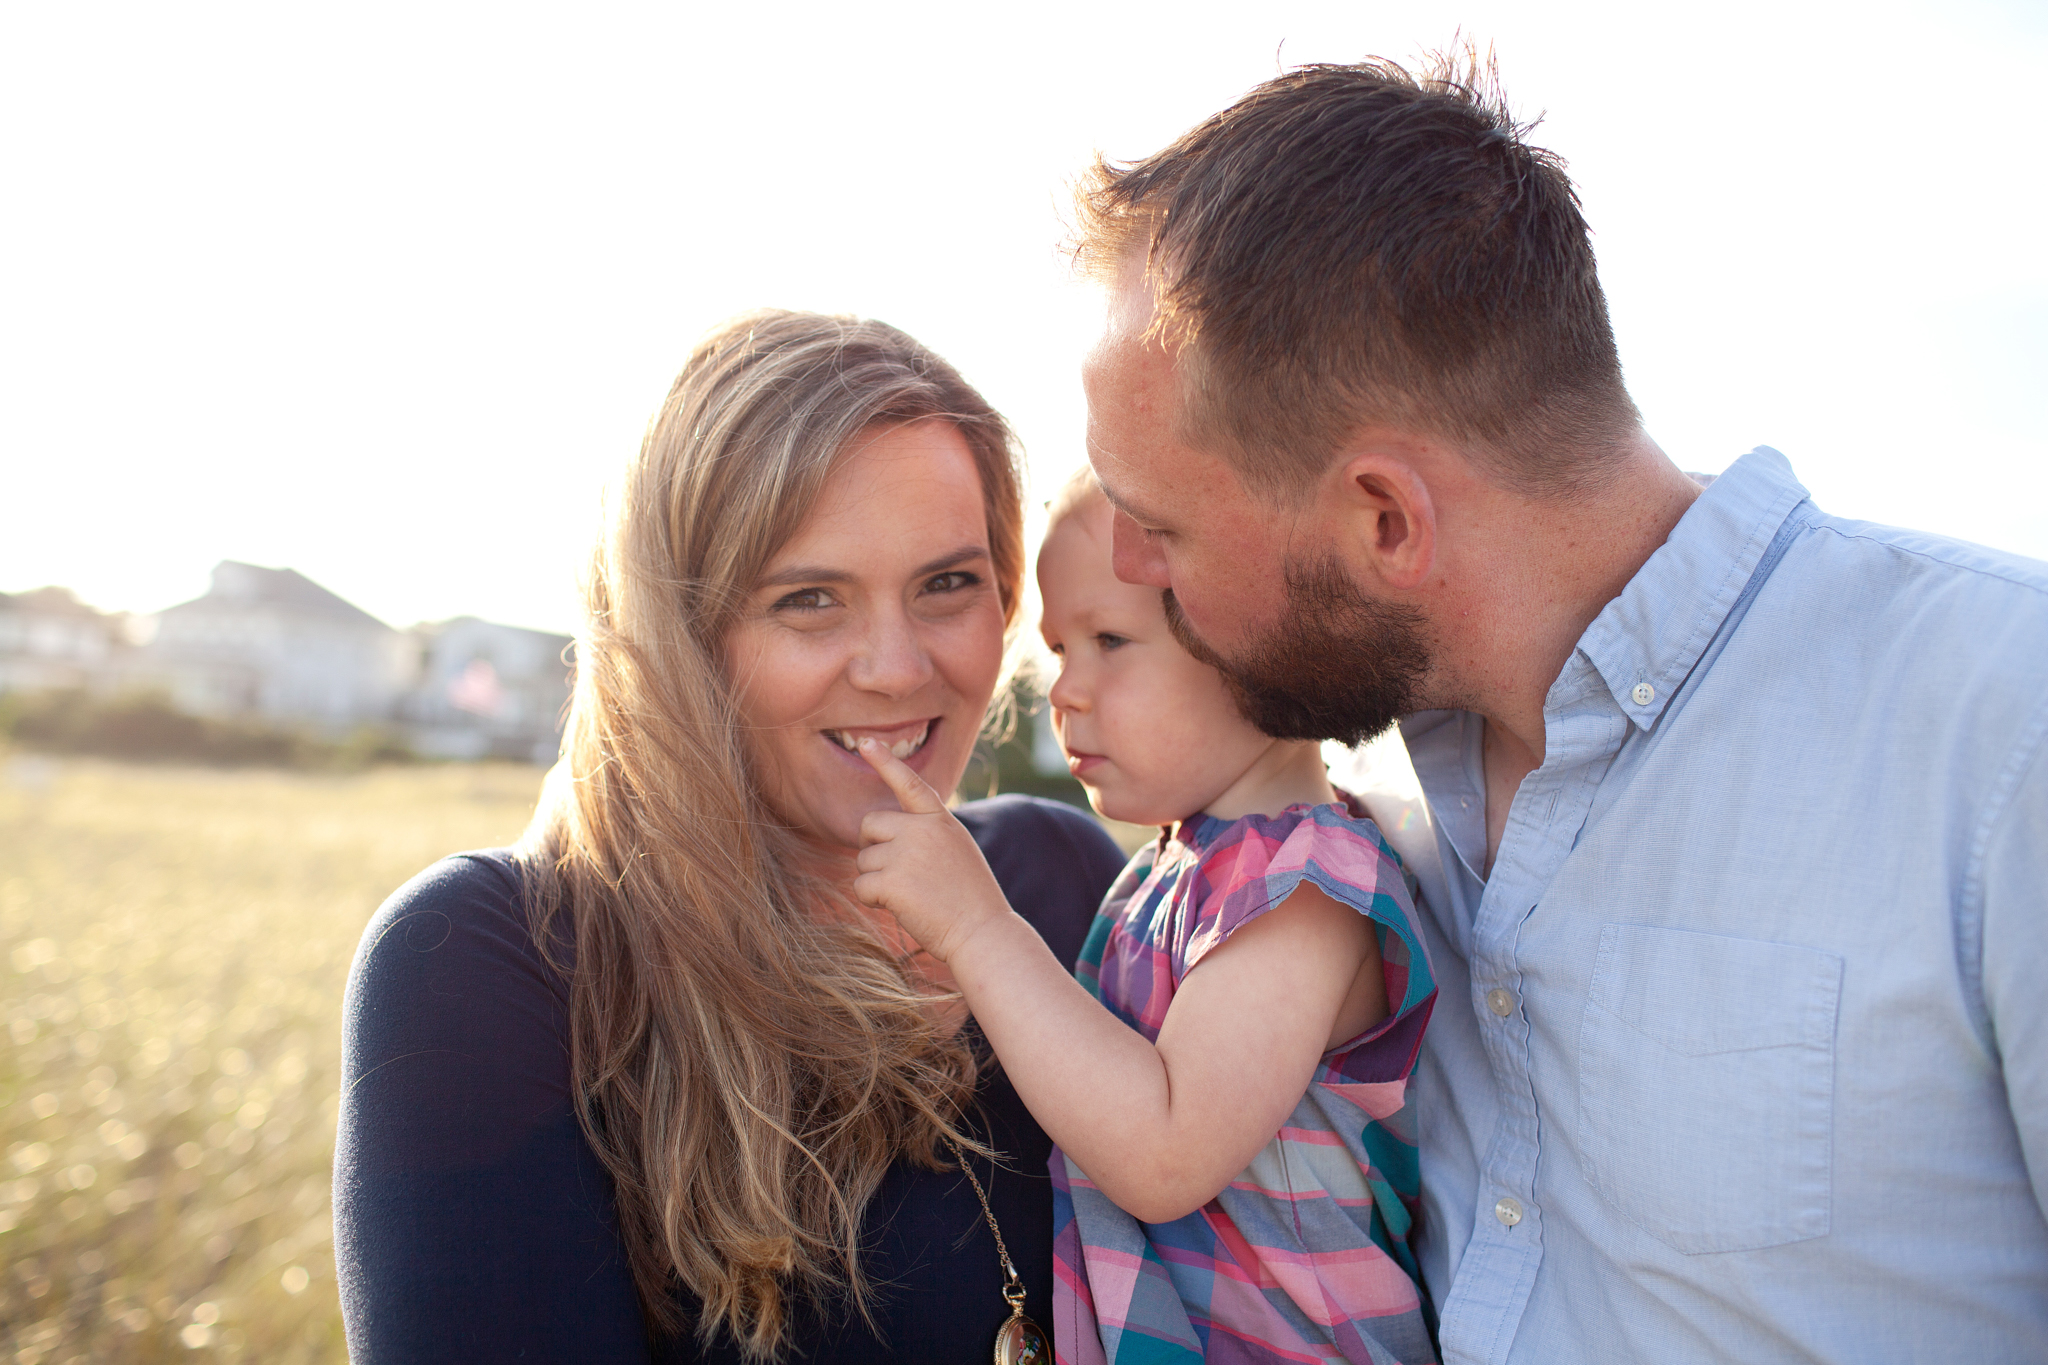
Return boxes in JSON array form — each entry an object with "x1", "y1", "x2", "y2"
[
  {"x1": 1495, "y1": 1196, "x2": 1524, "y2": 1227},
  {"x1": 1631, "y1": 682, "x2": 1656, "y2": 706},
  {"x1": 1486, "y1": 988, "x2": 1515, "y2": 1017}
]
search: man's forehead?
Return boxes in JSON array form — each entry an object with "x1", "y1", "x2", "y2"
[
  {"x1": 1102, "y1": 250, "x2": 1163, "y2": 334},
  {"x1": 1083, "y1": 307, "x2": 1171, "y2": 398},
  {"x1": 1086, "y1": 423, "x2": 1242, "y2": 536}
]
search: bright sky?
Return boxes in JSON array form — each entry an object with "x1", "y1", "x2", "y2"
[{"x1": 4, "y1": 1, "x2": 2042, "y2": 634}]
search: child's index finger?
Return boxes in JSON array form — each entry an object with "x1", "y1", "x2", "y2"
[{"x1": 856, "y1": 736, "x2": 948, "y2": 815}]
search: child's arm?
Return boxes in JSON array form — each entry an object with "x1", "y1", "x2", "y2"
[{"x1": 853, "y1": 739, "x2": 1384, "y2": 1225}]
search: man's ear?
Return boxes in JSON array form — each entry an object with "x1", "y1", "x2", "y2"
[{"x1": 1336, "y1": 452, "x2": 1436, "y2": 591}]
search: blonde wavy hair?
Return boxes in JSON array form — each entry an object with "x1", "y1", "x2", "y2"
[{"x1": 519, "y1": 310, "x2": 1026, "y2": 1355}]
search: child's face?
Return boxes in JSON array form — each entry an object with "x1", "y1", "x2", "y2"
[{"x1": 1036, "y1": 499, "x2": 1276, "y2": 826}]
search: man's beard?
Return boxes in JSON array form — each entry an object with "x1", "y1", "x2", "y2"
[{"x1": 1163, "y1": 556, "x2": 1431, "y2": 747}]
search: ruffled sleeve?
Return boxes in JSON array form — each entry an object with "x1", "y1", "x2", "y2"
[{"x1": 1179, "y1": 801, "x2": 1435, "y2": 1033}]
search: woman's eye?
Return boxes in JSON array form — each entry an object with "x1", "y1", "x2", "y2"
[
  {"x1": 923, "y1": 570, "x2": 981, "y2": 595},
  {"x1": 771, "y1": 587, "x2": 836, "y2": 612}
]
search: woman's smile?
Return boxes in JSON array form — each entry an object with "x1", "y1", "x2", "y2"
[{"x1": 821, "y1": 717, "x2": 937, "y2": 763}]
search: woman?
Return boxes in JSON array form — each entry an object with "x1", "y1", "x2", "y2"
[{"x1": 334, "y1": 311, "x2": 1128, "y2": 1361}]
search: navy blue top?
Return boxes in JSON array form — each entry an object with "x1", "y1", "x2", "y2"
[{"x1": 334, "y1": 795, "x2": 1127, "y2": 1362}]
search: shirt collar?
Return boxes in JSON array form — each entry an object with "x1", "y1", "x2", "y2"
[{"x1": 1574, "y1": 446, "x2": 1811, "y2": 731}]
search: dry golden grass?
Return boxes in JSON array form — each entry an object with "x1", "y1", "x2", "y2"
[{"x1": 0, "y1": 755, "x2": 547, "y2": 1364}]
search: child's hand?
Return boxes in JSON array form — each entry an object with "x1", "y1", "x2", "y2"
[{"x1": 852, "y1": 738, "x2": 1014, "y2": 965}]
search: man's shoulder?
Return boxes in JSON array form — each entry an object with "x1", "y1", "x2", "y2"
[
  {"x1": 1775, "y1": 513, "x2": 2048, "y2": 666},
  {"x1": 1799, "y1": 512, "x2": 2048, "y2": 602},
  {"x1": 1734, "y1": 513, "x2": 2048, "y2": 753}
]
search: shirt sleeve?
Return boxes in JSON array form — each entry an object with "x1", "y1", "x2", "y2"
[
  {"x1": 1981, "y1": 718, "x2": 2048, "y2": 1220},
  {"x1": 333, "y1": 854, "x2": 651, "y2": 1364},
  {"x1": 1188, "y1": 809, "x2": 1426, "y2": 984}
]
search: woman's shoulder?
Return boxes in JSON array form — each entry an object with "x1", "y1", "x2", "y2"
[
  {"x1": 364, "y1": 846, "x2": 526, "y2": 925},
  {"x1": 335, "y1": 853, "x2": 645, "y2": 1358},
  {"x1": 341, "y1": 849, "x2": 577, "y2": 1163},
  {"x1": 953, "y1": 790, "x2": 1103, "y2": 838},
  {"x1": 350, "y1": 849, "x2": 564, "y2": 995},
  {"x1": 344, "y1": 850, "x2": 572, "y2": 1085},
  {"x1": 955, "y1": 794, "x2": 1124, "y2": 880},
  {"x1": 954, "y1": 794, "x2": 1128, "y2": 972}
]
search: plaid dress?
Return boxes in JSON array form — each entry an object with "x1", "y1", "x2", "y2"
[{"x1": 1050, "y1": 798, "x2": 1438, "y2": 1365}]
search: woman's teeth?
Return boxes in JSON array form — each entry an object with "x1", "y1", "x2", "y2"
[{"x1": 828, "y1": 722, "x2": 930, "y2": 759}]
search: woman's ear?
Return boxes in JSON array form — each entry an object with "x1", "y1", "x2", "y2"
[{"x1": 1337, "y1": 452, "x2": 1437, "y2": 591}]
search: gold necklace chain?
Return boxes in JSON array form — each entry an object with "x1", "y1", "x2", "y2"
[
  {"x1": 944, "y1": 1136, "x2": 1025, "y2": 1297},
  {"x1": 944, "y1": 1136, "x2": 1050, "y2": 1365}
]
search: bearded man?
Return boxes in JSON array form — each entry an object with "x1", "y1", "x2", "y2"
[{"x1": 1076, "y1": 56, "x2": 2048, "y2": 1363}]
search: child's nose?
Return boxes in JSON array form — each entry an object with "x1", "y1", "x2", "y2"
[{"x1": 1047, "y1": 662, "x2": 1088, "y2": 714}]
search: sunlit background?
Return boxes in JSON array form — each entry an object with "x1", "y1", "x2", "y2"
[
  {"x1": 5, "y1": 0, "x2": 2043, "y2": 637},
  {"x1": 2, "y1": 4, "x2": 2043, "y2": 1359}
]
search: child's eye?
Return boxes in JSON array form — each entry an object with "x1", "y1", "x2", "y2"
[
  {"x1": 1095, "y1": 632, "x2": 1130, "y2": 651},
  {"x1": 771, "y1": 587, "x2": 837, "y2": 612},
  {"x1": 924, "y1": 570, "x2": 981, "y2": 595}
]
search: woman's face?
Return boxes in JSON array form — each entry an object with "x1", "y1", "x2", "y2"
[{"x1": 726, "y1": 420, "x2": 1007, "y2": 853}]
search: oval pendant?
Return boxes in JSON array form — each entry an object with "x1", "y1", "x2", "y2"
[{"x1": 994, "y1": 1309, "x2": 1049, "y2": 1365}]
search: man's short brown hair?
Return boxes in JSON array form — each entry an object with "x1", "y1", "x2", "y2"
[{"x1": 1075, "y1": 50, "x2": 1640, "y2": 499}]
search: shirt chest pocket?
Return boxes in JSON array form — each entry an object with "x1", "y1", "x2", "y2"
[{"x1": 1576, "y1": 924, "x2": 1842, "y2": 1255}]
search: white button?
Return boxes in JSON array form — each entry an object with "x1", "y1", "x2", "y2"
[
  {"x1": 1631, "y1": 682, "x2": 1656, "y2": 706},
  {"x1": 1495, "y1": 1196, "x2": 1524, "y2": 1226},
  {"x1": 1486, "y1": 988, "x2": 1515, "y2": 1017}
]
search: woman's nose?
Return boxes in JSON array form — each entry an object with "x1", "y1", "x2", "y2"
[{"x1": 847, "y1": 608, "x2": 934, "y2": 697}]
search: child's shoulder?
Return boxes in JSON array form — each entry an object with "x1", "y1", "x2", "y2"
[
  {"x1": 1187, "y1": 796, "x2": 1398, "y2": 870},
  {"x1": 1180, "y1": 796, "x2": 1411, "y2": 918}
]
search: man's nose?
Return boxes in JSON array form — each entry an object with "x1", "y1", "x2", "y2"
[
  {"x1": 1110, "y1": 509, "x2": 1171, "y2": 589},
  {"x1": 848, "y1": 609, "x2": 933, "y2": 697}
]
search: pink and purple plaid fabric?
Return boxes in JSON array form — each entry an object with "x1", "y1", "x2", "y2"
[{"x1": 1051, "y1": 798, "x2": 1438, "y2": 1364}]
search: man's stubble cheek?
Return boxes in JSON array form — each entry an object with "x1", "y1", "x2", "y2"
[{"x1": 1164, "y1": 558, "x2": 1433, "y2": 747}]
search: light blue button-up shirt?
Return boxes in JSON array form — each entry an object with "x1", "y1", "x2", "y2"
[{"x1": 1381, "y1": 448, "x2": 2048, "y2": 1362}]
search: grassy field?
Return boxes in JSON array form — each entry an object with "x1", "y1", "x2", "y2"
[
  {"x1": 0, "y1": 750, "x2": 1141, "y2": 1362},
  {"x1": 0, "y1": 755, "x2": 548, "y2": 1364}
]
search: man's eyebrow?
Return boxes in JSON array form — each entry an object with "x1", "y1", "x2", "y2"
[
  {"x1": 755, "y1": 545, "x2": 989, "y2": 591},
  {"x1": 1091, "y1": 477, "x2": 1163, "y2": 529}
]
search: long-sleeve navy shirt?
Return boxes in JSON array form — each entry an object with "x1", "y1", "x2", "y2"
[{"x1": 334, "y1": 794, "x2": 1126, "y2": 1362}]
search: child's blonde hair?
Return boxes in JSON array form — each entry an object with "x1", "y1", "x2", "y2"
[{"x1": 1044, "y1": 465, "x2": 1108, "y2": 537}]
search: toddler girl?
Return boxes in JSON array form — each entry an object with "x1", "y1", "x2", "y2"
[{"x1": 852, "y1": 474, "x2": 1436, "y2": 1364}]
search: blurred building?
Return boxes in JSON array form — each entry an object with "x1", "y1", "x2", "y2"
[
  {"x1": 136, "y1": 561, "x2": 415, "y2": 726},
  {"x1": 0, "y1": 587, "x2": 127, "y2": 693},
  {"x1": 2, "y1": 561, "x2": 572, "y2": 762},
  {"x1": 400, "y1": 616, "x2": 573, "y2": 763}
]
